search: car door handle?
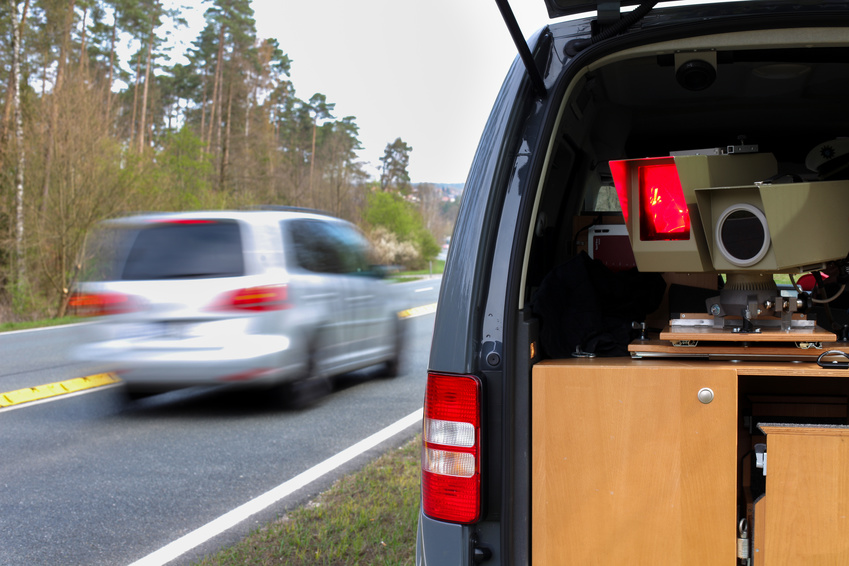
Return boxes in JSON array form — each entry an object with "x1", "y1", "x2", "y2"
[{"x1": 303, "y1": 293, "x2": 338, "y2": 301}]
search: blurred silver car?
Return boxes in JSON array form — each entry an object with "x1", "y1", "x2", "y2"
[{"x1": 71, "y1": 209, "x2": 404, "y2": 399}]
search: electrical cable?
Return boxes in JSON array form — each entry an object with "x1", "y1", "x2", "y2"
[
  {"x1": 811, "y1": 283, "x2": 846, "y2": 304},
  {"x1": 566, "y1": 2, "x2": 659, "y2": 56}
]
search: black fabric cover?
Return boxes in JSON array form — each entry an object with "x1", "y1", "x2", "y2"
[{"x1": 530, "y1": 251, "x2": 666, "y2": 358}]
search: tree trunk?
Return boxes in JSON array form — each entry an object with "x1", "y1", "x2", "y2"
[
  {"x1": 105, "y1": 15, "x2": 116, "y2": 125},
  {"x1": 219, "y1": 86, "x2": 232, "y2": 190},
  {"x1": 78, "y1": 6, "x2": 87, "y2": 69},
  {"x1": 138, "y1": 26, "x2": 154, "y2": 153},
  {"x1": 206, "y1": 25, "x2": 225, "y2": 151},
  {"x1": 310, "y1": 117, "x2": 317, "y2": 205},
  {"x1": 41, "y1": 45, "x2": 47, "y2": 97},
  {"x1": 199, "y1": 72, "x2": 208, "y2": 160},
  {"x1": 41, "y1": 0, "x2": 75, "y2": 215},
  {"x1": 245, "y1": 89, "x2": 252, "y2": 139},
  {"x1": 1, "y1": 0, "x2": 28, "y2": 143},
  {"x1": 129, "y1": 49, "x2": 142, "y2": 144},
  {"x1": 10, "y1": 0, "x2": 26, "y2": 285},
  {"x1": 214, "y1": 67, "x2": 224, "y2": 160}
]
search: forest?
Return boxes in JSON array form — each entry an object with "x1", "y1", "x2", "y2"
[{"x1": 0, "y1": 0, "x2": 457, "y2": 321}]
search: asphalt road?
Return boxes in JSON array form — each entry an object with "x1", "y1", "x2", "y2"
[{"x1": 0, "y1": 277, "x2": 440, "y2": 566}]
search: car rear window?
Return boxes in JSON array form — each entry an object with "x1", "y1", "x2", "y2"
[{"x1": 119, "y1": 220, "x2": 244, "y2": 280}]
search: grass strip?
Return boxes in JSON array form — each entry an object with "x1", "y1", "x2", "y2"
[
  {"x1": 397, "y1": 260, "x2": 445, "y2": 277},
  {"x1": 0, "y1": 316, "x2": 82, "y2": 333},
  {"x1": 193, "y1": 435, "x2": 421, "y2": 566}
]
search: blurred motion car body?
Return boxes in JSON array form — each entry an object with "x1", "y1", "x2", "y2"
[{"x1": 71, "y1": 208, "x2": 404, "y2": 399}]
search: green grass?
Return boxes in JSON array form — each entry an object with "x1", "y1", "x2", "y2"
[
  {"x1": 193, "y1": 435, "x2": 421, "y2": 566},
  {"x1": 392, "y1": 260, "x2": 445, "y2": 281},
  {"x1": 0, "y1": 316, "x2": 83, "y2": 333}
]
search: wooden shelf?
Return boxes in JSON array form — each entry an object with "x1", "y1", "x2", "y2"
[
  {"x1": 660, "y1": 325, "x2": 836, "y2": 343},
  {"x1": 629, "y1": 338, "x2": 849, "y2": 364}
]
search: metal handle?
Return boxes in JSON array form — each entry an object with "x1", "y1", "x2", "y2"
[{"x1": 817, "y1": 350, "x2": 849, "y2": 369}]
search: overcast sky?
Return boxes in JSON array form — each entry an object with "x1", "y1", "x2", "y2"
[
  {"x1": 243, "y1": 0, "x2": 555, "y2": 184},
  {"x1": 165, "y1": 2, "x2": 723, "y2": 183}
]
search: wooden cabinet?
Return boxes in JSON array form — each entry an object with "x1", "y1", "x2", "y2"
[
  {"x1": 532, "y1": 358, "x2": 849, "y2": 565},
  {"x1": 758, "y1": 425, "x2": 849, "y2": 565}
]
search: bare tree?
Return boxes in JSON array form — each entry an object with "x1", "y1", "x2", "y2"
[
  {"x1": 10, "y1": 0, "x2": 26, "y2": 285},
  {"x1": 138, "y1": 22, "x2": 153, "y2": 152},
  {"x1": 41, "y1": 0, "x2": 76, "y2": 214}
]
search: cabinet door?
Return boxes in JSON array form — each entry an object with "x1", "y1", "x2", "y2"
[
  {"x1": 532, "y1": 362, "x2": 737, "y2": 565},
  {"x1": 759, "y1": 425, "x2": 849, "y2": 565}
]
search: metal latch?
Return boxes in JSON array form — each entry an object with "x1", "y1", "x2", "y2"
[{"x1": 755, "y1": 443, "x2": 767, "y2": 476}]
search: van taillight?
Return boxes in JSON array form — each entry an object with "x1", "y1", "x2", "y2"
[
  {"x1": 421, "y1": 372, "x2": 481, "y2": 524},
  {"x1": 68, "y1": 292, "x2": 137, "y2": 317},
  {"x1": 610, "y1": 157, "x2": 690, "y2": 241},
  {"x1": 209, "y1": 285, "x2": 290, "y2": 312}
]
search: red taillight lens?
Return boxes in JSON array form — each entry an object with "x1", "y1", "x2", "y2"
[
  {"x1": 421, "y1": 372, "x2": 481, "y2": 524},
  {"x1": 610, "y1": 157, "x2": 691, "y2": 241},
  {"x1": 68, "y1": 292, "x2": 137, "y2": 317},
  {"x1": 209, "y1": 285, "x2": 290, "y2": 312}
]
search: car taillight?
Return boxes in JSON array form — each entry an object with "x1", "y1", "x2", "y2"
[
  {"x1": 421, "y1": 372, "x2": 481, "y2": 524},
  {"x1": 68, "y1": 292, "x2": 137, "y2": 317},
  {"x1": 209, "y1": 285, "x2": 290, "y2": 312},
  {"x1": 610, "y1": 157, "x2": 690, "y2": 241}
]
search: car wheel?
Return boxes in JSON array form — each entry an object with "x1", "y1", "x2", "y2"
[
  {"x1": 277, "y1": 333, "x2": 332, "y2": 408},
  {"x1": 278, "y1": 375, "x2": 333, "y2": 409},
  {"x1": 122, "y1": 386, "x2": 156, "y2": 401},
  {"x1": 378, "y1": 318, "x2": 406, "y2": 378}
]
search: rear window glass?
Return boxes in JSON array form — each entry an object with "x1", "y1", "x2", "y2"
[{"x1": 118, "y1": 221, "x2": 245, "y2": 280}]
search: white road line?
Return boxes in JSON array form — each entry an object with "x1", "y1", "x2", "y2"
[
  {"x1": 127, "y1": 408, "x2": 424, "y2": 566},
  {"x1": 414, "y1": 287, "x2": 433, "y2": 292}
]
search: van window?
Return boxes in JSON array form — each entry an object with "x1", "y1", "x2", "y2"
[
  {"x1": 120, "y1": 221, "x2": 244, "y2": 280},
  {"x1": 287, "y1": 219, "x2": 345, "y2": 274},
  {"x1": 590, "y1": 184, "x2": 622, "y2": 212},
  {"x1": 287, "y1": 219, "x2": 373, "y2": 275},
  {"x1": 326, "y1": 223, "x2": 372, "y2": 275}
]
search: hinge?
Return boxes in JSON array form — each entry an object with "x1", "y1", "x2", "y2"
[{"x1": 597, "y1": 0, "x2": 621, "y2": 27}]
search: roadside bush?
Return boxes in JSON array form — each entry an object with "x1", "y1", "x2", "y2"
[
  {"x1": 363, "y1": 192, "x2": 438, "y2": 270},
  {"x1": 368, "y1": 227, "x2": 420, "y2": 267}
]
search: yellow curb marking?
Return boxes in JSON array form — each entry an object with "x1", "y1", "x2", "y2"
[
  {"x1": 398, "y1": 302, "x2": 437, "y2": 319},
  {"x1": 0, "y1": 373, "x2": 121, "y2": 408}
]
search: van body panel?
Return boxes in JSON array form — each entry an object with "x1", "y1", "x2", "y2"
[{"x1": 420, "y1": 2, "x2": 849, "y2": 565}]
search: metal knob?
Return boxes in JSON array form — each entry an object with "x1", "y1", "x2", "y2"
[{"x1": 697, "y1": 387, "x2": 714, "y2": 404}]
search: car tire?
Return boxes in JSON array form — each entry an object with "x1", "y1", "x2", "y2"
[
  {"x1": 277, "y1": 332, "x2": 333, "y2": 408},
  {"x1": 378, "y1": 318, "x2": 406, "y2": 378},
  {"x1": 278, "y1": 375, "x2": 333, "y2": 409},
  {"x1": 122, "y1": 386, "x2": 156, "y2": 402}
]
